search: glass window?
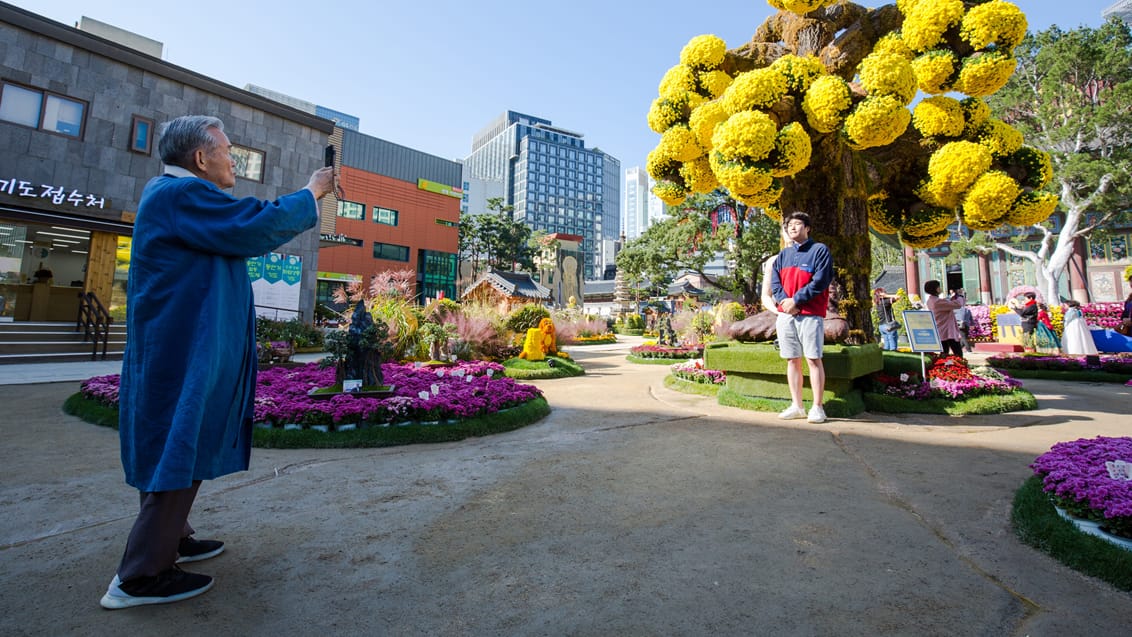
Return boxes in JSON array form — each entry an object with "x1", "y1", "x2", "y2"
[
  {"x1": 42, "y1": 95, "x2": 84, "y2": 136},
  {"x1": 374, "y1": 206, "x2": 399, "y2": 226},
  {"x1": 130, "y1": 115, "x2": 153, "y2": 154},
  {"x1": 231, "y1": 145, "x2": 265, "y2": 182},
  {"x1": 338, "y1": 200, "x2": 365, "y2": 220},
  {"x1": 374, "y1": 242, "x2": 409, "y2": 262},
  {"x1": 0, "y1": 83, "x2": 42, "y2": 127}
]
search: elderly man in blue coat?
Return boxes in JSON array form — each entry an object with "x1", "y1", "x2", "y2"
[{"x1": 101, "y1": 116, "x2": 337, "y2": 609}]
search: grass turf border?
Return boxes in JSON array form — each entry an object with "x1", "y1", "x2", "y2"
[
  {"x1": 502, "y1": 357, "x2": 586, "y2": 379},
  {"x1": 990, "y1": 368, "x2": 1130, "y2": 383},
  {"x1": 565, "y1": 337, "x2": 618, "y2": 346},
  {"x1": 1012, "y1": 475, "x2": 1132, "y2": 592},
  {"x1": 63, "y1": 394, "x2": 550, "y2": 449},
  {"x1": 663, "y1": 374, "x2": 723, "y2": 397},
  {"x1": 862, "y1": 389, "x2": 1038, "y2": 415}
]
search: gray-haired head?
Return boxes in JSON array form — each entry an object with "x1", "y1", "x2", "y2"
[{"x1": 157, "y1": 115, "x2": 224, "y2": 169}]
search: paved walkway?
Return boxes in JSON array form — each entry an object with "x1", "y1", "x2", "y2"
[{"x1": 2, "y1": 341, "x2": 1130, "y2": 635}]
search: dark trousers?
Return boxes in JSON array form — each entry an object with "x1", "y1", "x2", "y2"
[
  {"x1": 941, "y1": 339, "x2": 964, "y2": 358},
  {"x1": 117, "y1": 481, "x2": 201, "y2": 581}
]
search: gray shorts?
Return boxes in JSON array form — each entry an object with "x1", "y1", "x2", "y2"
[{"x1": 776, "y1": 314, "x2": 824, "y2": 360}]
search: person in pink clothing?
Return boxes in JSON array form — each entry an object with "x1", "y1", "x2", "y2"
[{"x1": 924, "y1": 280, "x2": 965, "y2": 358}]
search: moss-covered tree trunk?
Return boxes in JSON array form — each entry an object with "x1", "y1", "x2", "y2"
[{"x1": 778, "y1": 135, "x2": 873, "y2": 343}]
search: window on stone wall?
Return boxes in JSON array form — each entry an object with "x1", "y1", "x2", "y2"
[
  {"x1": 230, "y1": 144, "x2": 265, "y2": 182},
  {"x1": 130, "y1": 115, "x2": 153, "y2": 154},
  {"x1": 0, "y1": 81, "x2": 86, "y2": 138}
]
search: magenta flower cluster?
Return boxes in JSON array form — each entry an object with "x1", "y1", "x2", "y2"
[
  {"x1": 79, "y1": 361, "x2": 542, "y2": 428},
  {"x1": 630, "y1": 344, "x2": 704, "y2": 359},
  {"x1": 1031, "y1": 436, "x2": 1132, "y2": 538},
  {"x1": 670, "y1": 359, "x2": 726, "y2": 385}
]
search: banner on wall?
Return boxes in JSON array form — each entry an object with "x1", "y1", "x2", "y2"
[{"x1": 247, "y1": 252, "x2": 301, "y2": 319}]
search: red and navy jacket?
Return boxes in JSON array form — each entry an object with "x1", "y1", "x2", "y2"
[{"x1": 770, "y1": 239, "x2": 833, "y2": 317}]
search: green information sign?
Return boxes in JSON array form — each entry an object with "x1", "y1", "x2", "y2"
[
  {"x1": 417, "y1": 178, "x2": 463, "y2": 199},
  {"x1": 246, "y1": 256, "x2": 264, "y2": 281},
  {"x1": 263, "y1": 253, "x2": 283, "y2": 284},
  {"x1": 281, "y1": 255, "x2": 302, "y2": 285}
]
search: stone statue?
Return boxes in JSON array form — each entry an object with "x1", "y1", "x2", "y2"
[{"x1": 342, "y1": 301, "x2": 383, "y2": 388}]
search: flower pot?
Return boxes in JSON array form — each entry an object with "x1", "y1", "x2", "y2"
[
  {"x1": 1054, "y1": 506, "x2": 1132, "y2": 552},
  {"x1": 336, "y1": 423, "x2": 357, "y2": 432},
  {"x1": 311, "y1": 425, "x2": 330, "y2": 433},
  {"x1": 283, "y1": 423, "x2": 302, "y2": 431}
]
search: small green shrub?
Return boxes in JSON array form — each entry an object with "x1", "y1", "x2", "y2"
[{"x1": 506, "y1": 304, "x2": 551, "y2": 333}]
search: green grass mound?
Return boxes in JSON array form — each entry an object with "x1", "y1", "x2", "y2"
[
  {"x1": 502, "y1": 356, "x2": 585, "y2": 379},
  {"x1": 615, "y1": 328, "x2": 645, "y2": 336},
  {"x1": 1013, "y1": 475, "x2": 1132, "y2": 593},
  {"x1": 626, "y1": 354, "x2": 685, "y2": 365},
  {"x1": 567, "y1": 336, "x2": 618, "y2": 346},
  {"x1": 990, "y1": 368, "x2": 1130, "y2": 383},
  {"x1": 862, "y1": 389, "x2": 1038, "y2": 415},
  {"x1": 717, "y1": 386, "x2": 865, "y2": 419},
  {"x1": 63, "y1": 394, "x2": 550, "y2": 449},
  {"x1": 663, "y1": 374, "x2": 722, "y2": 397}
]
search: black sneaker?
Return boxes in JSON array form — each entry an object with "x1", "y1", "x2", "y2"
[
  {"x1": 176, "y1": 536, "x2": 225, "y2": 564},
  {"x1": 100, "y1": 568, "x2": 213, "y2": 609}
]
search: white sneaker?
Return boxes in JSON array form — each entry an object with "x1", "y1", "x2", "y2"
[
  {"x1": 808, "y1": 405, "x2": 827, "y2": 423},
  {"x1": 778, "y1": 405, "x2": 806, "y2": 420}
]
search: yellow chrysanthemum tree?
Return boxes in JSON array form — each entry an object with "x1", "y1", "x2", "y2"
[{"x1": 645, "y1": 0, "x2": 1055, "y2": 337}]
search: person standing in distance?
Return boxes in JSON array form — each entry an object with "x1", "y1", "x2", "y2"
[
  {"x1": 771, "y1": 211, "x2": 834, "y2": 424},
  {"x1": 924, "y1": 281, "x2": 965, "y2": 358},
  {"x1": 101, "y1": 116, "x2": 338, "y2": 610}
]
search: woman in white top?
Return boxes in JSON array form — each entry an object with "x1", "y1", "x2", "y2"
[{"x1": 1061, "y1": 300, "x2": 1098, "y2": 356}]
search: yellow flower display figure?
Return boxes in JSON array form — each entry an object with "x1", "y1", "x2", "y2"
[
  {"x1": 1003, "y1": 191, "x2": 1058, "y2": 227},
  {"x1": 653, "y1": 180, "x2": 688, "y2": 206},
  {"x1": 680, "y1": 156, "x2": 720, "y2": 194},
  {"x1": 900, "y1": 0, "x2": 965, "y2": 53},
  {"x1": 802, "y1": 75, "x2": 852, "y2": 133},
  {"x1": 689, "y1": 101, "x2": 730, "y2": 148},
  {"x1": 843, "y1": 96, "x2": 911, "y2": 150},
  {"x1": 912, "y1": 96, "x2": 965, "y2": 138},
  {"x1": 660, "y1": 124, "x2": 704, "y2": 162},
  {"x1": 1007, "y1": 146, "x2": 1054, "y2": 188},
  {"x1": 962, "y1": 170, "x2": 1020, "y2": 230},
  {"x1": 680, "y1": 34, "x2": 727, "y2": 69},
  {"x1": 975, "y1": 119, "x2": 1023, "y2": 159},
  {"x1": 537, "y1": 317, "x2": 557, "y2": 356},
  {"x1": 960, "y1": 0, "x2": 1027, "y2": 51},
  {"x1": 926, "y1": 141, "x2": 993, "y2": 202},
  {"x1": 868, "y1": 192, "x2": 902, "y2": 234},
  {"x1": 769, "y1": 54, "x2": 827, "y2": 94},
  {"x1": 768, "y1": 122, "x2": 812, "y2": 177},
  {"x1": 767, "y1": 0, "x2": 836, "y2": 13},
  {"x1": 911, "y1": 49, "x2": 959, "y2": 94},
  {"x1": 658, "y1": 65, "x2": 699, "y2": 98},
  {"x1": 712, "y1": 110, "x2": 778, "y2": 162},
  {"x1": 900, "y1": 227, "x2": 951, "y2": 249},
  {"x1": 953, "y1": 51, "x2": 1016, "y2": 97},
  {"x1": 710, "y1": 153, "x2": 774, "y2": 196},
  {"x1": 699, "y1": 70, "x2": 734, "y2": 99},
  {"x1": 721, "y1": 68, "x2": 789, "y2": 114},
  {"x1": 857, "y1": 52, "x2": 917, "y2": 104},
  {"x1": 519, "y1": 328, "x2": 546, "y2": 361}
]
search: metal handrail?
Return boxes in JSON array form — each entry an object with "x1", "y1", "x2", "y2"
[{"x1": 76, "y1": 291, "x2": 112, "y2": 360}]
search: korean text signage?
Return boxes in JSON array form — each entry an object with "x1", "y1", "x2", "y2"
[
  {"x1": 417, "y1": 178, "x2": 463, "y2": 199},
  {"x1": 903, "y1": 310, "x2": 942, "y2": 353},
  {"x1": 0, "y1": 177, "x2": 107, "y2": 209},
  {"x1": 247, "y1": 252, "x2": 302, "y2": 319}
]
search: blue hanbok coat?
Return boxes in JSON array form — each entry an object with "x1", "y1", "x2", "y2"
[{"x1": 119, "y1": 172, "x2": 317, "y2": 492}]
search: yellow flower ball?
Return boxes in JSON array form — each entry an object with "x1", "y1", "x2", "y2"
[
  {"x1": 903, "y1": 206, "x2": 955, "y2": 236},
  {"x1": 953, "y1": 51, "x2": 1016, "y2": 97},
  {"x1": 767, "y1": 0, "x2": 834, "y2": 14},
  {"x1": 911, "y1": 50, "x2": 959, "y2": 94},
  {"x1": 689, "y1": 101, "x2": 730, "y2": 149},
  {"x1": 710, "y1": 152, "x2": 774, "y2": 196},
  {"x1": 873, "y1": 33, "x2": 913, "y2": 60},
  {"x1": 680, "y1": 156, "x2": 720, "y2": 194},
  {"x1": 912, "y1": 96, "x2": 965, "y2": 138},
  {"x1": 843, "y1": 95, "x2": 911, "y2": 150},
  {"x1": 659, "y1": 65, "x2": 699, "y2": 99},
  {"x1": 736, "y1": 179, "x2": 784, "y2": 208},
  {"x1": 770, "y1": 54, "x2": 828, "y2": 94},
  {"x1": 901, "y1": 0, "x2": 965, "y2": 53},
  {"x1": 699, "y1": 70, "x2": 734, "y2": 98},
  {"x1": 721, "y1": 67, "x2": 789, "y2": 114},
  {"x1": 653, "y1": 179, "x2": 688, "y2": 206},
  {"x1": 763, "y1": 205, "x2": 783, "y2": 223},
  {"x1": 768, "y1": 122, "x2": 812, "y2": 177},
  {"x1": 1007, "y1": 146, "x2": 1054, "y2": 188},
  {"x1": 858, "y1": 52, "x2": 917, "y2": 103},
  {"x1": 1003, "y1": 191, "x2": 1058, "y2": 226},
  {"x1": 900, "y1": 227, "x2": 951, "y2": 249},
  {"x1": 975, "y1": 119, "x2": 1023, "y2": 159},
  {"x1": 962, "y1": 170, "x2": 1020, "y2": 230},
  {"x1": 648, "y1": 93, "x2": 694, "y2": 133},
  {"x1": 927, "y1": 141, "x2": 993, "y2": 199},
  {"x1": 960, "y1": 0, "x2": 1027, "y2": 51},
  {"x1": 646, "y1": 144, "x2": 680, "y2": 181},
  {"x1": 661, "y1": 124, "x2": 704, "y2": 162},
  {"x1": 802, "y1": 75, "x2": 852, "y2": 133},
  {"x1": 712, "y1": 110, "x2": 778, "y2": 162},
  {"x1": 868, "y1": 192, "x2": 902, "y2": 234},
  {"x1": 960, "y1": 97, "x2": 991, "y2": 133},
  {"x1": 680, "y1": 34, "x2": 728, "y2": 70}
]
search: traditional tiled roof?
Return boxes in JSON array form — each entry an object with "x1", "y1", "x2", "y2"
[{"x1": 463, "y1": 269, "x2": 551, "y2": 300}]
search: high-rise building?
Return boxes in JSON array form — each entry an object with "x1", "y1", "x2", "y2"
[
  {"x1": 1104, "y1": 0, "x2": 1132, "y2": 24},
  {"x1": 623, "y1": 167, "x2": 651, "y2": 240},
  {"x1": 464, "y1": 111, "x2": 620, "y2": 279}
]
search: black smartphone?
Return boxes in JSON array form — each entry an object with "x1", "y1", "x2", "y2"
[{"x1": 324, "y1": 144, "x2": 336, "y2": 168}]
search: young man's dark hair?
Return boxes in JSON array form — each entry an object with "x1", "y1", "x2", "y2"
[
  {"x1": 924, "y1": 280, "x2": 941, "y2": 296},
  {"x1": 784, "y1": 211, "x2": 811, "y2": 228}
]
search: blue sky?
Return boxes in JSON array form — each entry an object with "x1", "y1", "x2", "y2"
[{"x1": 16, "y1": 0, "x2": 1123, "y2": 179}]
